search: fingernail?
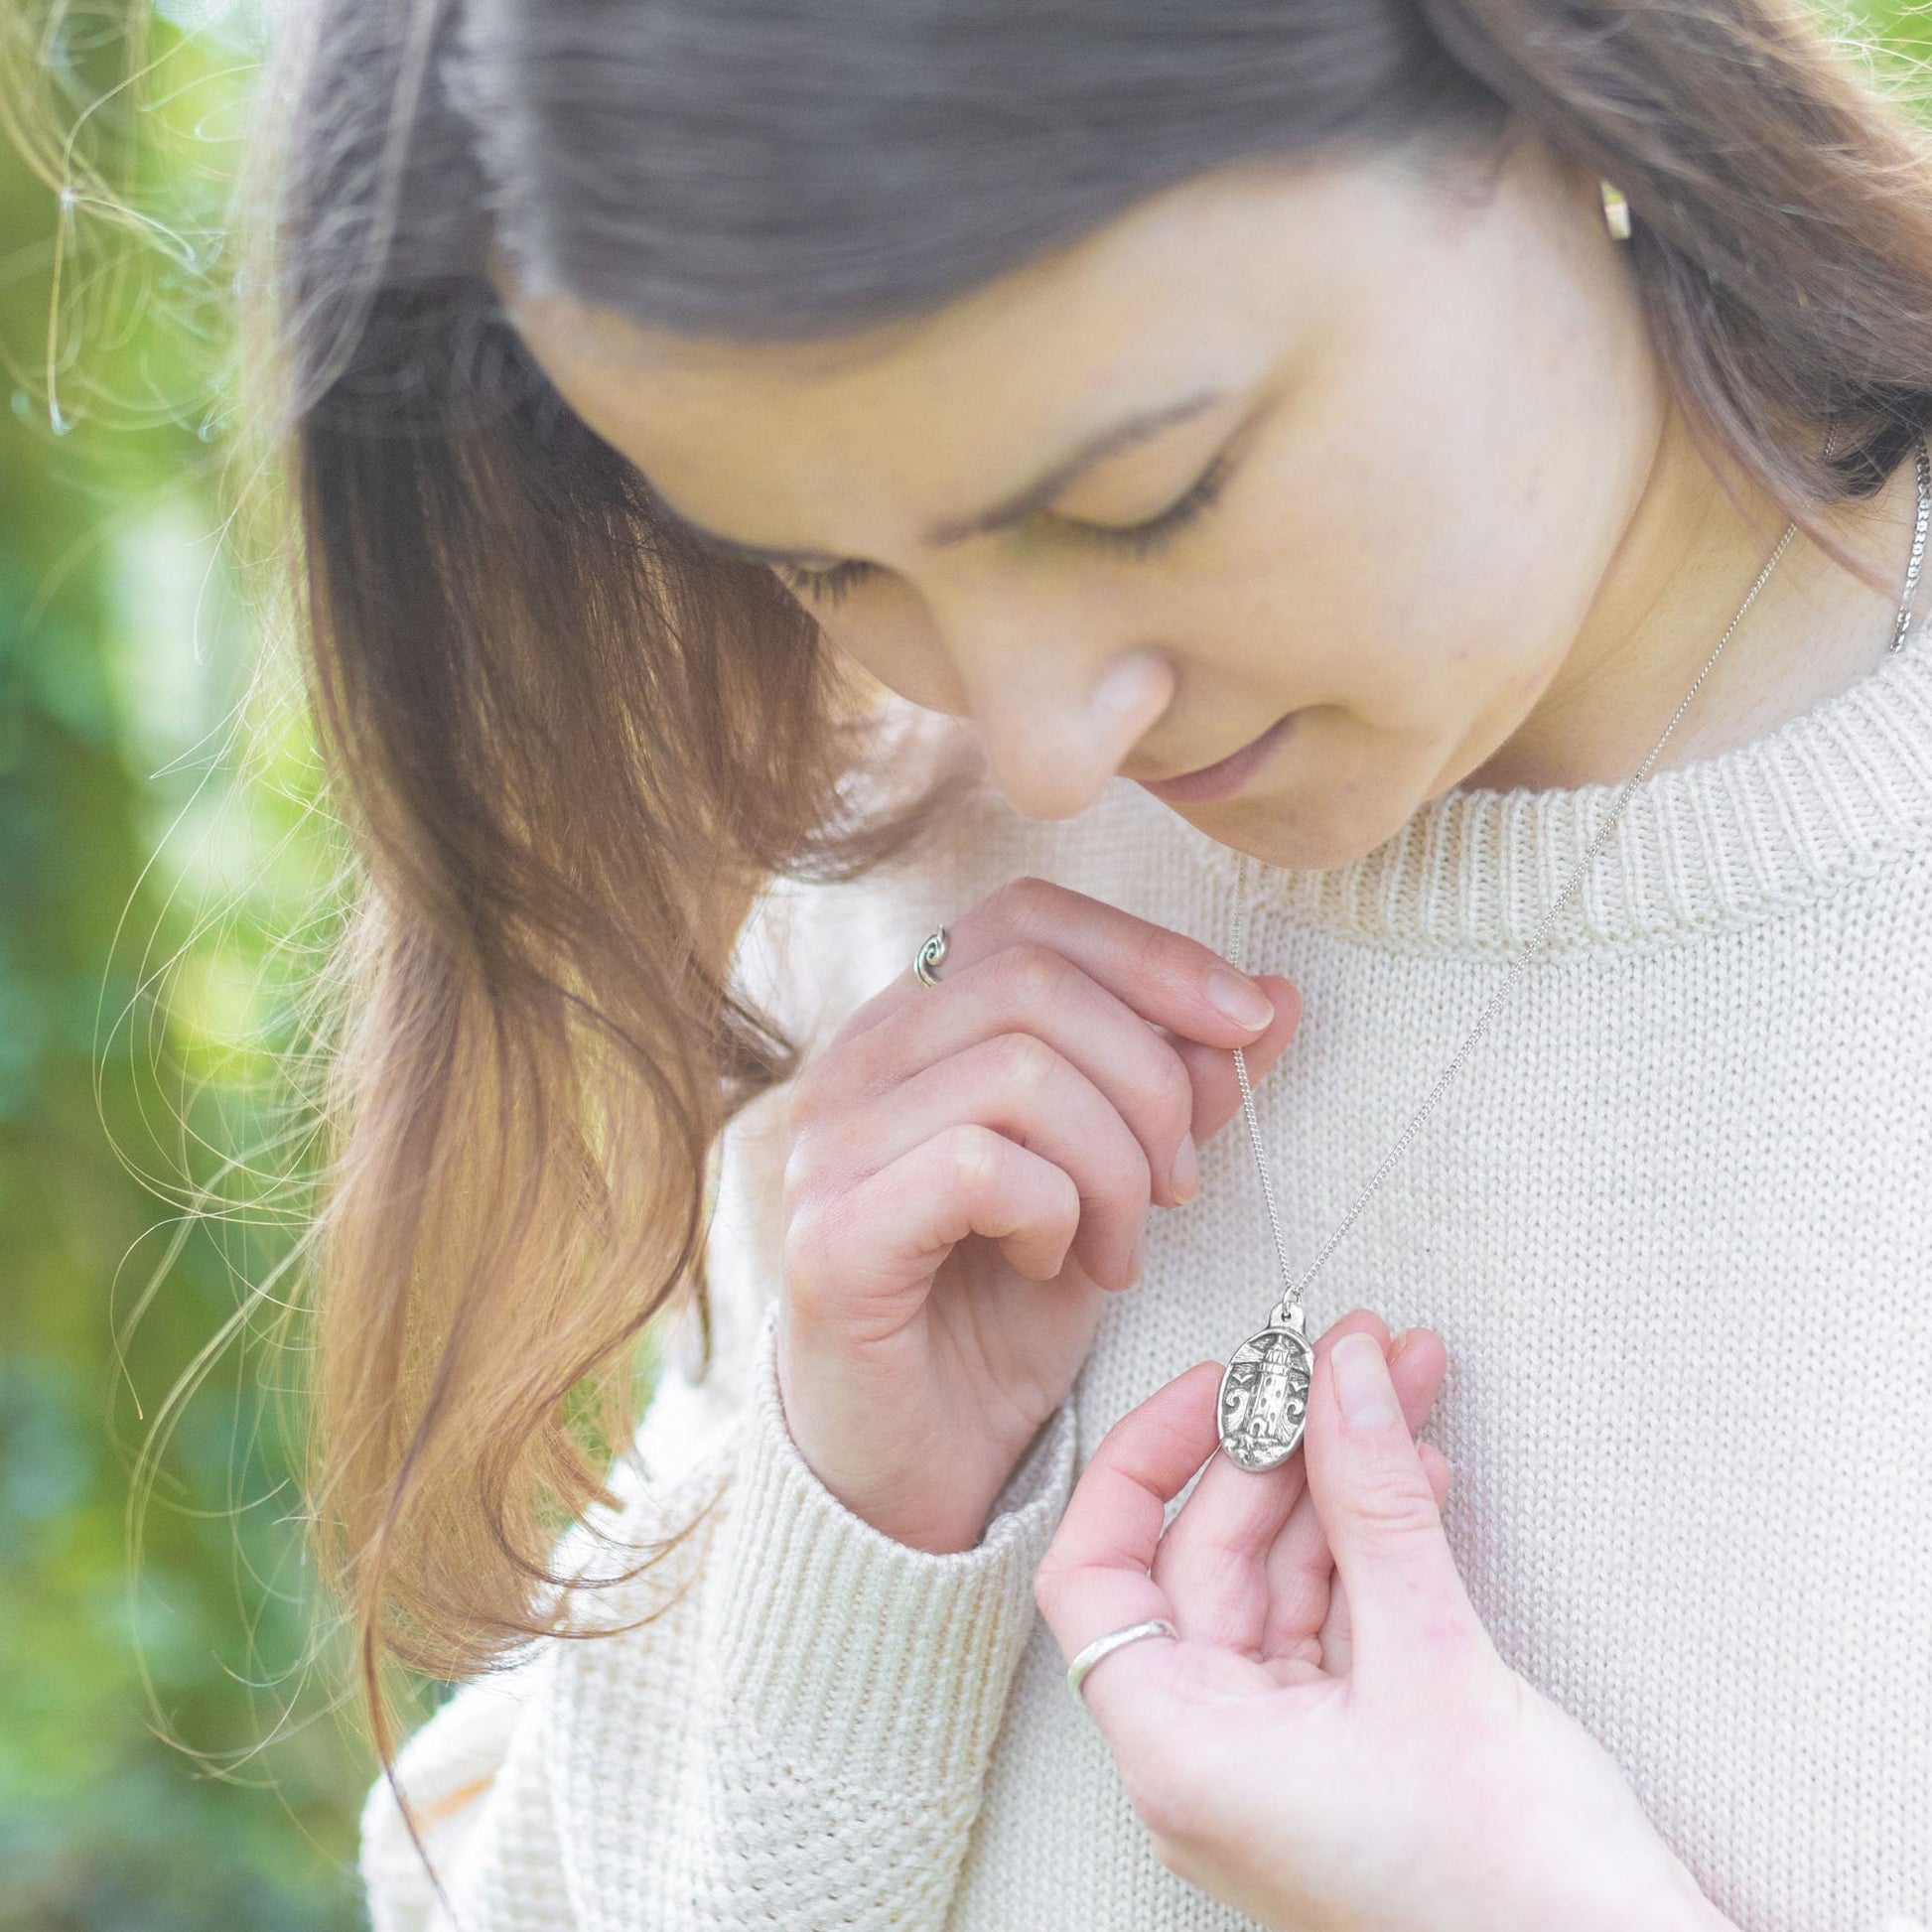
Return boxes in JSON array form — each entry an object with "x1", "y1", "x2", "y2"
[
  {"x1": 1206, "y1": 968, "x2": 1274, "y2": 1032},
  {"x1": 1170, "y1": 1134, "x2": 1198, "y2": 1202},
  {"x1": 1333, "y1": 1330, "x2": 1399, "y2": 1430},
  {"x1": 1126, "y1": 1227, "x2": 1148, "y2": 1285}
]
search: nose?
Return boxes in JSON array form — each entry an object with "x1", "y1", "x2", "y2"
[{"x1": 969, "y1": 650, "x2": 1176, "y2": 819}]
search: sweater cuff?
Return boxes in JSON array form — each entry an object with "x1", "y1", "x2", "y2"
[{"x1": 710, "y1": 1301, "x2": 1076, "y2": 1795}]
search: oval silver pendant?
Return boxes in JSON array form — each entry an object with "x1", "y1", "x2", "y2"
[{"x1": 1217, "y1": 1309, "x2": 1313, "y2": 1471}]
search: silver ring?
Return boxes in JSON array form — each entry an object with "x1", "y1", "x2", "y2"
[
  {"x1": 913, "y1": 926, "x2": 949, "y2": 988},
  {"x1": 1065, "y1": 1616, "x2": 1179, "y2": 1701}
]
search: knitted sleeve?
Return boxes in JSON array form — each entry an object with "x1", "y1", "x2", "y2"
[
  {"x1": 356, "y1": 1318, "x2": 1074, "y2": 1932},
  {"x1": 667, "y1": 1301, "x2": 1074, "y2": 1925},
  {"x1": 357, "y1": 859, "x2": 1079, "y2": 1929}
]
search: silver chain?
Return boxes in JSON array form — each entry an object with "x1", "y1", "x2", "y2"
[
  {"x1": 1226, "y1": 427, "x2": 1930, "y2": 1328},
  {"x1": 1894, "y1": 436, "x2": 1931, "y2": 650}
]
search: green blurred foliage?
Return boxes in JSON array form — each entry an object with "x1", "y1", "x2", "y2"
[
  {"x1": 0, "y1": 5, "x2": 370, "y2": 1928},
  {"x1": 1, "y1": 3, "x2": 1930, "y2": 1931}
]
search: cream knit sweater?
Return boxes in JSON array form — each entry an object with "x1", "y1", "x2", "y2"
[{"x1": 360, "y1": 624, "x2": 1932, "y2": 1932}]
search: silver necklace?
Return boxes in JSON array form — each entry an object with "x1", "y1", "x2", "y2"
[{"x1": 1214, "y1": 426, "x2": 1932, "y2": 1472}]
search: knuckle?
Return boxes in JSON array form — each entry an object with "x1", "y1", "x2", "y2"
[
  {"x1": 1130, "y1": 1045, "x2": 1195, "y2": 1146},
  {"x1": 778, "y1": 1128, "x2": 819, "y2": 1215},
  {"x1": 993, "y1": 1029, "x2": 1058, "y2": 1096},
  {"x1": 779, "y1": 1193, "x2": 836, "y2": 1305},
  {"x1": 1114, "y1": 1133, "x2": 1154, "y2": 1208},
  {"x1": 1158, "y1": 1047, "x2": 1196, "y2": 1124},
  {"x1": 781, "y1": 1056, "x2": 826, "y2": 1135},
  {"x1": 778, "y1": 1107, "x2": 848, "y2": 1208},
  {"x1": 950, "y1": 1121, "x2": 1003, "y2": 1192},
  {"x1": 1352, "y1": 1472, "x2": 1444, "y2": 1541},
  {"x1": 994, "y1": 938, "x2": 1068, "y2": 1012}
]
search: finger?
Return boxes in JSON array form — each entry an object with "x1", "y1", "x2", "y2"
[
  {"x1": 1321, "y1": 1439, "x2": 1452, "y2": 1677},
  {"x1": 808, "y1": 1032, "x2": 1156, "y2": 1292},
  {"x1": 1157, "y1": 975, "x2": 1303, "y2": 1150},
  {"x1": 1261, "y1": 1323, "x2": 1447, "y2": 1656},
  {"x1": 1035, "y1": 1361, "x2": 1223, "y2": 1715},
  {"x1": 1259, "y1": 1328, "x2": 1445, "y2": 1661},
  {"x1": 785, "y1": 1124, "x2": 1082, "y2": 1337},
  {"x1": 1283, "y1": 1328, "x2": 1452, "y2": 1677},
  {"x1": 803, "y1": 943, "x2": 1213, "y2": 1212},
  {"x1": 1302, "y1": 1324, "x2": 1488, "y2": 1697},
  {"x1": 1152, "y1": 1309, "x2": 1391, "y2": 1651},
  {"x1": 833, "y1": 875, "x2": 1294, "y2": 1061}
]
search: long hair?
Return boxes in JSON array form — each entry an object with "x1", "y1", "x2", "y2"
[{"x1": 261, "y1": 0, "x2": 1932, "y2": 1777}]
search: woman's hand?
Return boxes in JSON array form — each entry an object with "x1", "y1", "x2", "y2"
[
  {"x1": 1034, "y1": 1311, "x2": 1730, "y2": 1932},
  {"x1": 775, "y1": 874, "x2": 1301, "y2": 1556}
]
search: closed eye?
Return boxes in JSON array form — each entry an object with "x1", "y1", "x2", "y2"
[
  {"x1": 774, "y1": 556, "x2": 878, "y2": 607},
  {"x1": 776, "y1": 440, "x2": 1243, "y2": 608}
]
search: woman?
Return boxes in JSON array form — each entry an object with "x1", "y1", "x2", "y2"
[{"x1": 270, "y1": 0, "x2": 1932, "y2": 1926}]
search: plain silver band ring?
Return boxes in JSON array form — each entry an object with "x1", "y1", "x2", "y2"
[
  {"x1": 913, "y1": 926, "x2": 949, "y2": 988},
  {"x1": 1065, "y1": 1617, "x2": 1180, "y2": 1701}
]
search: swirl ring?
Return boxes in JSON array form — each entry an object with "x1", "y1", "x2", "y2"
[{"x1": 913, "y1": 926, "x2": 949, "y2": 989}]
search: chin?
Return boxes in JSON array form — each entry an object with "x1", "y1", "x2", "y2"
[{"x1": 1187, "y1": 783, "x2": 1418, "y2": 875}]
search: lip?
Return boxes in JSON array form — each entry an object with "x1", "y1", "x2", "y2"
[{"x1": 1131, "y1": 710, "x2": 1300, "y2": 804}]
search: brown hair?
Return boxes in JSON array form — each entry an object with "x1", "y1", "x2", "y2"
[{"x1": 263, "y1": 0, "x2": 1932, "y2": 1780}]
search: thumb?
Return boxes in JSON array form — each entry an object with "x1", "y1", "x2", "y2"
[{"x1": 1303, "y1": 1325, "x2": 1487, "y2": 1694}]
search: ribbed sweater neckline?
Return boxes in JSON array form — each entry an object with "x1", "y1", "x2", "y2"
[{"x1": 1164, "y1": 615, "x2": 1932, "y2": 956}]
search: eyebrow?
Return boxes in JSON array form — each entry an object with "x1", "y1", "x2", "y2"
[{"x1": 654, "y1": 385, "x2": 1235, "y2": 571}]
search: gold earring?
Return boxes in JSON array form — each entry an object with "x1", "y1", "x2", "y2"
[{"x1": 1600, "y1": 179, "x2": 1632, "y2": 241}]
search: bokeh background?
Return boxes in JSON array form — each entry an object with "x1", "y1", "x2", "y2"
[
  {"x1": 4, "y1": 6, "x2": 375, "y2": 1926},
  {"x1": 3, "y1": 3, "x2": 1930, "y2": 1928}
]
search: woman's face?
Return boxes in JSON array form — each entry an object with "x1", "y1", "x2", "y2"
[{"x1": 506, "y1": 129, "x2": 1683, "y2": 871}]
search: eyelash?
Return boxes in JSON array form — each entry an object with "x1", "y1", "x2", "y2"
[{"x1": 775, "y1": 446, "x2": 1239, "y2": 608}]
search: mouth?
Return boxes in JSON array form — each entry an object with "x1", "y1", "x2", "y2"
[{"x1": 1130, "y1": 710, "x2": 1301, "y2": 804}]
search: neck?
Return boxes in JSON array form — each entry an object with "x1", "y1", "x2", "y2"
[{"x1": 1459, "y1": 404, "x2": 1923, "y2": 794}]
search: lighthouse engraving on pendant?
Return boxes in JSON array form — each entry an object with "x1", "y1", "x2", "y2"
[{"x1": 1216, "y1": 1304, "x2": 1313, "y2": 1471}]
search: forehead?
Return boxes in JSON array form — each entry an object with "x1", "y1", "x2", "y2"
[{"x1": 497, "y1": 153, "x2": 1387, "y2": 486}]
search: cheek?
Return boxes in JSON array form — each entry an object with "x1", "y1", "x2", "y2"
[
  {"x1": 1239, "y1": 259, "x2": 1630, "y2": 716},
  {"x1": 1277, "y1": 448, "x2": 1586, "y2": 735},
  {"x1": 1193, "y1": 443, "x2": 1522, "y2": 735}
]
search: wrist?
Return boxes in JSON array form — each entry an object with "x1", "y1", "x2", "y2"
[
  {"x1": 773, "y1": 1322, "x2": 999, "y2": 1554},
  {"x1": 714, "y1": 1310, "x2": 1081, "y2": 1795}
]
